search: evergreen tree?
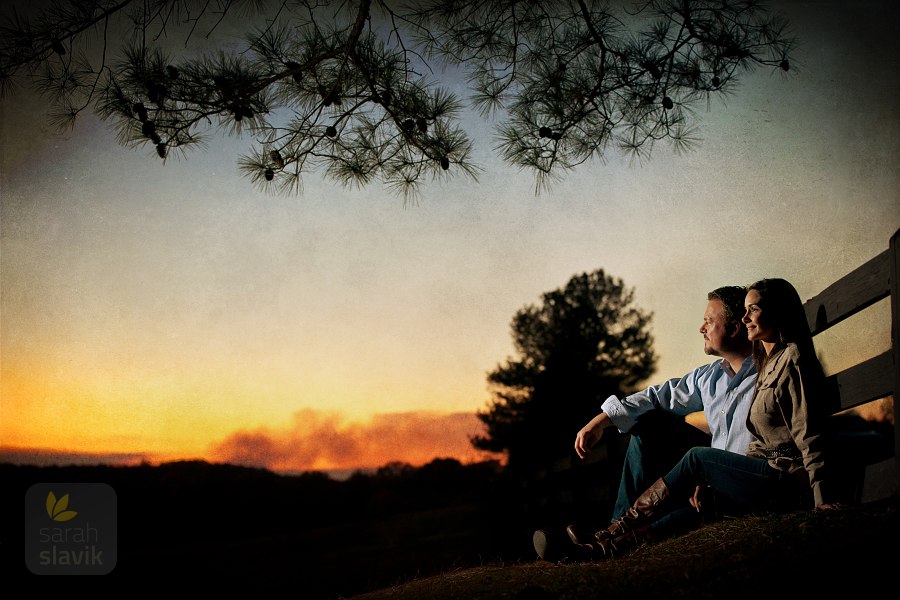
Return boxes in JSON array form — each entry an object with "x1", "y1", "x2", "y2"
[
  {"x1": 1, "y1": 0, "x2": 796, "y2": 199},
  {"x1": 473, "y1": 270, "x2": 656, "y2": 469}
]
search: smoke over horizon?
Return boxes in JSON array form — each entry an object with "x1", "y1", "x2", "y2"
[{"x1": 207, "y1": 409, "x2": 499, "y2": 471}]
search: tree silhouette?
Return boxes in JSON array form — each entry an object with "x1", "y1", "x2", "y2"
[
  {"x1": 1, "y1": 0, "x2": 796, "y2": 199},
  {"x1": 473, "y1": 269, "x2": 656, "y2": 469}
]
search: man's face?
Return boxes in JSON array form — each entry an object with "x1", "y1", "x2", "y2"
[{"x1": 700, "y1": 299, "x2": 729, "y2": 356}]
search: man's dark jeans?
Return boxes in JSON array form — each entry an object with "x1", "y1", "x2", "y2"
[{"x1": 612, "y1": 410, "x2": 712, "y2": 535}]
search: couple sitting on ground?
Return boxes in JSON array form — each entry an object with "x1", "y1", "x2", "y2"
[{"x1": 534, "y1": 278, "x2": 844, "y2": 562}]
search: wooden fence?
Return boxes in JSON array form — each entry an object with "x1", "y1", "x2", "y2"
[{"x1": 803, "y1": 227, "x2": 899, "y2": 502}]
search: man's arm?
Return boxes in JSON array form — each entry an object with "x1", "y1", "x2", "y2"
[{"x1": 600, "y1": 362, "x2": 714, "y2": 434}]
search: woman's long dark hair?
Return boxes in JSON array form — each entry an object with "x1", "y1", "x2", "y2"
[{"x1": 747, "y1": 278, "x2": 820, "y2": 374}]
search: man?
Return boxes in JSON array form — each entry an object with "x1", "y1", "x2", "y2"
[{"x1": 534, "y1": 286, "x2": 756, "y2": 561}]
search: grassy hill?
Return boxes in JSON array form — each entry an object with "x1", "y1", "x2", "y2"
[{"x1": 350, "y1": 495, "x2": 898, "y2": 600}]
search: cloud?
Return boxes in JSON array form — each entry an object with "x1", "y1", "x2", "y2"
[{"x1": 206, "y1": 409, "x2": 499, "y2": 472}]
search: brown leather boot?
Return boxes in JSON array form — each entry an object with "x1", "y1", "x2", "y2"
[
  {"x1": 591, "y1": 524, "x2": 655, "y2": 558},
  {"x1": 565, "y1": 523, "x2": 592, "y2": 545},
  {"x1": 575, "y1": 477, "x2": 671, "y2": 559}
]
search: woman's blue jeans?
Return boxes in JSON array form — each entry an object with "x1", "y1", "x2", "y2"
[{"x1": 662, "y1": 446, "x2": 808, "y2": 516}]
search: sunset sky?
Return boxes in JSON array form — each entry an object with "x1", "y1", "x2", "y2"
[{"x1": 1, "y1": 0, "x2": 898, "y2": 474}]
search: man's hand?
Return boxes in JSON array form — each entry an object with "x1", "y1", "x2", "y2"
[
  {"x1": 574, "y1": 413, "x2": 611, "y2": 459},
  {"x1": 574, "y1": 426, "x2": 602, "y2": 459}
]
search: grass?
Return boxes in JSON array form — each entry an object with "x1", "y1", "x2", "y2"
[{"x1": 348, "y1": 495, "x2": 898, "y2": 600}]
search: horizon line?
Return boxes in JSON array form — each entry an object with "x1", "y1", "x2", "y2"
[{"x1": 0, "y1": 445, "x2": 503, "y2": 480}]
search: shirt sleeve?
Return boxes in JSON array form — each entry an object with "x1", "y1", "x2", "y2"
[{"x1": 601, "y1": 363, "x2": 712, "y2": 433}]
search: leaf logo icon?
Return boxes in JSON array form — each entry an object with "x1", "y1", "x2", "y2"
[{"x1": 45, "y1": 491, "x2": 78, "y2": 522}]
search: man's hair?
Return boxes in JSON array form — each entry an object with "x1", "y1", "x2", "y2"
[{"x1": 708, "y1": 286, "x2": 748, "y2": 326}]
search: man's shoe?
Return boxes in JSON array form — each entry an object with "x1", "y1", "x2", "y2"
[
  {"x1": 535, "y1": 529, "x2": 593, "y2": 563},
  {"x1": 533, "y1": 529, "x2": 551, "y2": 561}
]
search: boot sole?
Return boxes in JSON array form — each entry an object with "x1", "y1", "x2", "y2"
[{"x1": 533, "y1": 530, "x2": 550, "y2": 560}]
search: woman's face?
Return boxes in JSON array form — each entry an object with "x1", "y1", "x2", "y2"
[{"x1": 743, "y1": 289, "x2": 777, "y2": 343}]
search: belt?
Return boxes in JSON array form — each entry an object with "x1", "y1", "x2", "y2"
[{"x1": 761, "y1": 444, "x2": 801, "y2": 460}]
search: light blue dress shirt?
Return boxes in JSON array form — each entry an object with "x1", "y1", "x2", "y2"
[{"x1": 601, "y1": 355, "x2": 758, "y2": 454}]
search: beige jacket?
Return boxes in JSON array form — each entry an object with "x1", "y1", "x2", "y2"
[{"x1": 746, "y1": 343, "x2": 832, "y2": 507}]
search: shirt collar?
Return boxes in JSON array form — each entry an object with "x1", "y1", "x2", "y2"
[
  {"x1": 718, "y1": 355, "x2": 756, "y2": 379},
  {"x1": 761, "y1": 345, "x2": 788, "y2": 379},
  {"x1": 718, "y1": 357, "x2": 736, "y2": 377}
]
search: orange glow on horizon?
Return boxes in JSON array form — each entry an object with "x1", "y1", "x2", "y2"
[
  {"x1": 0, "y1": 409, "x2": 502, "y2": 473},
  {"x1": 1, "y1": 346, "x2": 493, "y2": 462}
]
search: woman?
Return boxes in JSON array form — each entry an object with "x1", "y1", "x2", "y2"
[{"x1": 572, "y1": 278, "x2": 842, "y2": 560}]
